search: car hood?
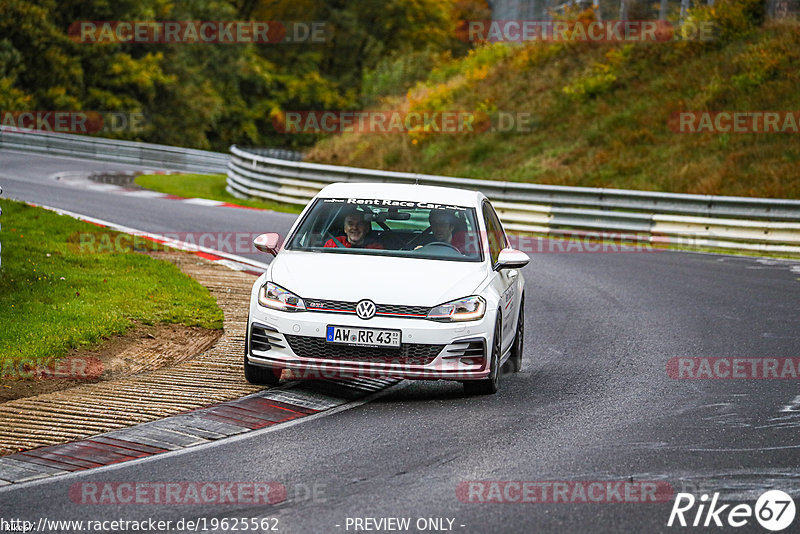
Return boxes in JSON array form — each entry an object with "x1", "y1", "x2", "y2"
[{"x1": 269, "y1": 251, "x2": 488, "y2": 306}]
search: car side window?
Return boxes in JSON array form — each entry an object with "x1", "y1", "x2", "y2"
[{"x1": 482, "y1": 202, "x2": 507, "y2": 265}]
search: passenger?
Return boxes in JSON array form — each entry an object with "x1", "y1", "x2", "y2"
[
  {"x1": 420, "y1": 209, "x2": 468, "y2": 253},
  {"x1": 324, "y1": 209, "x2": 384, "y2": 249}
]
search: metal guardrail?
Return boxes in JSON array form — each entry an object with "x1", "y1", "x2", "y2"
[
  {"x1": 227, "y1": 145, "x2": 800, "y2": 254},
  {"x1": 1, "y1": 128, "x2": 797, "y2": 255},
  {"x1": 0, "y1": 131, "x2": 306, "y2": 268},
  {"x1": 0, "y1": 127, "x2": 229, "y2": 174},
  {"x1": 241, "y1": 146, "x2": 304, "y2": 162}
]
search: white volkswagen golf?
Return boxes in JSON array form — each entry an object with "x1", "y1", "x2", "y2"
[{"x1": 245, "y1": 182, "x2": 529, "y2": 394}]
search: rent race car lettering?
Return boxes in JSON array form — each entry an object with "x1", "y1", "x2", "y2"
[{"x1": 343, "y1": 198, "x2": 468, "y2": 211}]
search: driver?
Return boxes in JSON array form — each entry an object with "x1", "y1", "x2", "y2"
[{"x1": 324, "y1": 208, "x2": 384, "y2": 249}]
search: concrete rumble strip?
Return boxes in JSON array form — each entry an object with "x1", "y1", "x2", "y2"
[{"x1": 0, "y1": 251, "x2": 399, "y2": 484}]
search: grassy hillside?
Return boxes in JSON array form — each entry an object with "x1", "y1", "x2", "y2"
[{"x1": 306, "y1": 4, "x2": 800, "y2": 198}]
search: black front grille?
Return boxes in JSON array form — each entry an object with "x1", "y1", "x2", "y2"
[
  {"x1": 284, "y1": 335, "x2": 443, "y2": 365},
  {"x1": 304, "y1": 299, "x2": 429, "y2": 318},
  {"x1": 376, "y1": 303, "x2": 429, "y2": 317},
  {"x1": 305, "y1": 299, "x2": 352, "y2": 312}
]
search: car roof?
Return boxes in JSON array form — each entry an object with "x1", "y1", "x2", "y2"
[{"x1": 316, "y1": 182, "x2": 485, "y2": 207}]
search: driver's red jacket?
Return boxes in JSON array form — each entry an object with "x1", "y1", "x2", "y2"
[{"x1": 324, "y1": 236, "x2": 384, "y2": 249}]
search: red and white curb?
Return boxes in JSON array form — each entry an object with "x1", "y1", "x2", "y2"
[{"x1": 0, "y1": 379, "x2": 400, "y2": 486}]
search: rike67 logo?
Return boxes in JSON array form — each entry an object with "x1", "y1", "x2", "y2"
[{"x1": 668, "y1": 491, "x2": 796, "y2": 531}]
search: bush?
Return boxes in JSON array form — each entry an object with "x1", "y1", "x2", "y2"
[
  {"x1": 562, "y1": 45, "x2": 633, "y2": 101},
  {"x1": 687, "y1": 0, "x2": 767, "y2": 44},
  {"x1": 362, "y1": 49, "x2": 444, "y2": 106}
]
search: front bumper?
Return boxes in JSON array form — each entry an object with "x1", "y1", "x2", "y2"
[{"x1": 246, "y1": 305, "x2": 496, "y2": 381}]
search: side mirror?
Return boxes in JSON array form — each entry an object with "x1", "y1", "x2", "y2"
[
  {"x1": 254, "y1": 233, "x2": 281, "y2": 256},
  {"x1": 494, "y1": 248, "x2": 530, "y2": 271}
]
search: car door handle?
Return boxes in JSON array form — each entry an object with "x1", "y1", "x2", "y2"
[{"x1": 508, "y1": 270, "x2": 518, "y2": 279}]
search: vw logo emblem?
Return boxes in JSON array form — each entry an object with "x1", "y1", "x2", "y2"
[{"x1": 355, "y1": 299, "x2": 376, "y2": 320}]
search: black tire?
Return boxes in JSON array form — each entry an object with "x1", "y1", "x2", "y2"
[
  {"x1": 244, "y1": 319, "x2": 281, "y2": 386},
  {"x1": 244, "y1": 354, "x2": 281, "y2": 386},
  {"x1": 464, "y1": 314, "x2": 501, "y2": 395},
  {"x1": 509, "y1": 295, "x2": 524, "y2": 373}
]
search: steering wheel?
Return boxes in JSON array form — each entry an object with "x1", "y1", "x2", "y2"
[
  {"x1": 404, "y1": 227, "x2": 432, "y2": 250},
  {"x1": 420, "y1": 241, "x2": 461, "y2": 253}
]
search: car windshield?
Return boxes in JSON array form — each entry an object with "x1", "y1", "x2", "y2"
[{"x1": 286, "y1": 197, "x2": 483, "y2": 262}]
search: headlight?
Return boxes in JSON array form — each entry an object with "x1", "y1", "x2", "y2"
[
  {"x1": 258, "y1": 282, "x2": 306, "y2": 312},
  {"x1": 426, "y1": 296, "x2": 486, "y2": 322}
]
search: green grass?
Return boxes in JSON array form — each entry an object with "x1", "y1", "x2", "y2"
[
  {"x1": 0, "y1": 199, "x2": 223, "y2": 365},
  {"x1": 135, "y1": 174, "x2": 303, "y2": 214}
]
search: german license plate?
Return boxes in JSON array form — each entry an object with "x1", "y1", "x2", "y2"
[{"x1": 326, "y1": 325, "x2": 401, "y2": 348}]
